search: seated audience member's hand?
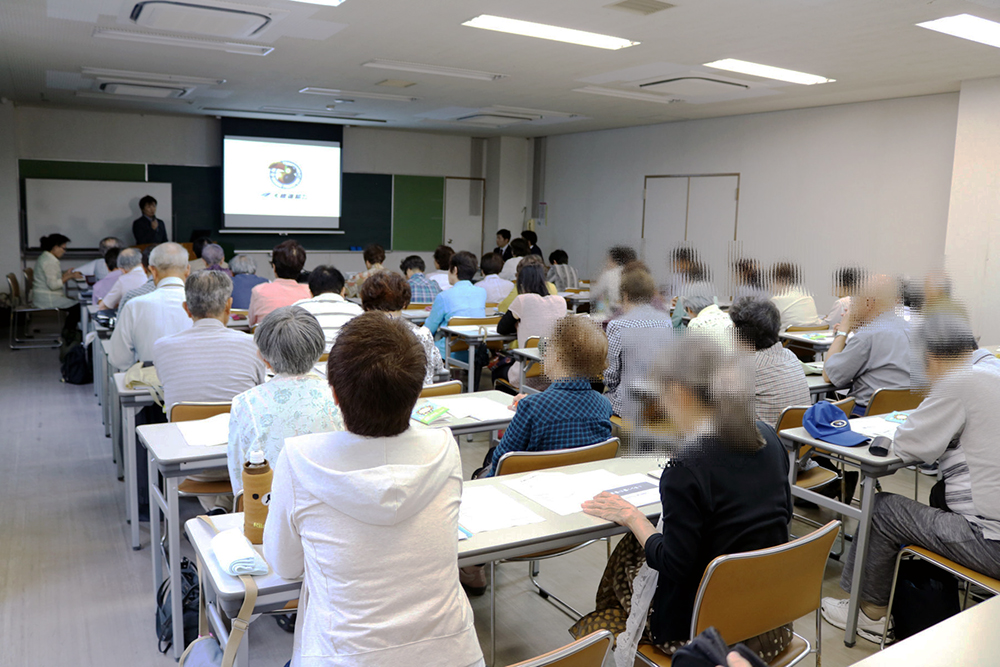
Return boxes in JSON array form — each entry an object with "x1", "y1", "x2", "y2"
[
  {"x1": 582, "y1": 491, "x2": 639, "y2": 525},
  {"x1": 509, "y1": 393, "x2": 527, "y2": 411},
  {"x1": 719, "y1": 652, "x2": 753, "y2": 667}
]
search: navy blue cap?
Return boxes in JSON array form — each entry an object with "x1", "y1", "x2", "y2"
[{"x1": 803, "y1": 402, "x2": 869, "y2": 447}]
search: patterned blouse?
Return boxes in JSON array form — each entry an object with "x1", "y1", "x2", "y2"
[{"x1": 227, "y1": 374, "x2": 344, "y2": 494}]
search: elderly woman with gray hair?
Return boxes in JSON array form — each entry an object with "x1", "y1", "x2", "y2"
[
  {"x1": 229, "y1": 254, "x2": 268, "y2": 309},
  {"x1": 227, "y1": 305, "x2": 344, "y2": 495}
]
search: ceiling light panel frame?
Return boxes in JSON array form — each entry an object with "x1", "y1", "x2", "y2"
[
  {"x1": 92, "y1": 27, "x2": 273, "y2": 55},
  {"x1": 363, "y1": 59, "x2": 507, "y2": 81},
  {"x1": 299, "y1": 87, "x2": 419, "y2": 102},
  {"x1": 462, "y1": 15, "x2": 639, "y2": 50}
]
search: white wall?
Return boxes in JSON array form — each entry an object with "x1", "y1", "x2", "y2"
[
  {"x1": 484, "y1": 136, "x2": 532, "y2": 247},
  {"x1": 0, "y1": 101, "x2": 20, "y2": 288},
  {"x1": 944, "y1": 77, "x2": 1000, "y2": 343},
  {"x1": 544, "y1": 94, "x2": 960, "y2": 312}
]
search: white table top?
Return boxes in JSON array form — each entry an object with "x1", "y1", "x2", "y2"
[
  {"x1": 510, "y1": 347, "x2": 542, "y2": 362},
  {"x1": 440, "y1": 325, "x2": 512, "y2": 340},
  {"x1": 113, "y1": 371, "x2": 157, "y2": 402},
  {"x1": 853, "y1": 596, "x2": 1000, "y2": 666},
  {"x1": 401, "y1": 310, "x2": 430, "y2": 321},
  {"x1": 185, "y1": 456, "x2": 661, "y2": 604},
  {"x1": 779, "y1": 330, "x2": 835, "y2": 347},
  {"x1": 412, "y1": 390, "x2": 515, "y2": 433},
  {"x1": 780, "y1": 418, "x2": 907, "y2": 471},
  {"x1": 136, "y1": 421, "x2": 228, "y2": 467},
  {"x1": 806, "y1": 374, "x2": 835, "y2": 392},
  {"x1": 86, "y1": 304, "x2": 100, "y2": 314}
]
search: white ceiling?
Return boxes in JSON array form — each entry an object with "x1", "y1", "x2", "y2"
[{"x1": 3, "y1": 0, "x2": 1000, "y2": 136}]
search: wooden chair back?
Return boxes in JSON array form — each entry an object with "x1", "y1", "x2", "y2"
[
  {"x1": 690, "y1": 521, "x2": 841, "y2": 643},
  {"x1": 507, "y1": 630, "x2": 613, "y2": 667},
  {"x1": 564, "y1": 288, "x2": 586, "y2": 294},
  {"x1": 865, "y1": 388, "x2": 923, "y2": 416},
  {"x1": 318, "y1": 352, "x2": 329, "y2": 363},
  {"x1": 524, "y1": 336, "x2": 543, "y2": 378},
  {"x1": 485, "y1": 302, "x2": 499, "y2": 309},
  {"x1": 169, "y1": 402, "x2": 232, "y2": 422},
  {"x1": 6, "y1": 273, "x2": 22, "y2": 305},
  {"x1": 495, "y1": 438, "x2": 619, "y2": 476},
  {"x1": 406, "y1": 303, "x2": 433, "y2": 310},
  {"x1": 447, "y1": 315, "x2": 502, "y2": 352},
  {"x1": 22, "y1": 268, "x2": 34, "y2": 303},
  {"x1": 776, "y1": 397, "x2": 855, "y2": 457},
  {"x1": 420, "y1": 380, "x2": 463, "y2": 398}
]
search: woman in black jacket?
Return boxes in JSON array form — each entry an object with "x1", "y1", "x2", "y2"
[{"x1": 572, "y1": 335, "x2": 793, "y2": 664}]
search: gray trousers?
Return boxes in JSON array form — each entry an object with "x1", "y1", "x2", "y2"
[{"x1": 840, "y1": 493, "x2": 1000, "y2": 605}]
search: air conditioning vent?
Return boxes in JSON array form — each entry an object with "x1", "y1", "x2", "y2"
[
  {"x1": 639, "y1": 76, "x2": 748, "y2": 96},
  {"x1": 455, "y1": 113, "x2": 536, "y2": 127},
  {"x1": 99, "y1": 82, "x2": 190, "y2": 98},
  {"x1": 130, "y1": 1, "x2": 274, "y2": 38},
  {"x1": 606, "y1": 0, "x2": 675, "y2": 16}
]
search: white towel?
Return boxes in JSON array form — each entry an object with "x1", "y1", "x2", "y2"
[
  {"x1": 614, "y1": 516, "x2": 665, "y2": 667},
  {"x1": 210, "y1": 528, "x2": 269, "y2": 576}
]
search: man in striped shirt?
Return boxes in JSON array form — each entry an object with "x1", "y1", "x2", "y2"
[
  {"x1": 729, "y1": 297, "x2": 810, "y2": 425},
  {"x1": 400, "y1": 255, "x2": 441, "y2": 304},
  {"x1": 293, "y1": 265, "x2": 363, "y2": 352}
]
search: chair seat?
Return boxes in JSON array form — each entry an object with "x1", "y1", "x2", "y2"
[
  {"x1": 637, "y1": 633, "x2": 808, "y2": 667},
  {"x1": 905, "y1": 546, "x2": 1000, "y2": 593},
  {"x1": 795, "y1": 466, "x2": 838, "y2": 490},
  {"x1": 178, "y1": 479, "x2": 233, "y2": 495}
]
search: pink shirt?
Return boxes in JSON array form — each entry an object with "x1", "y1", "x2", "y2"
[
  {"x1": 248, "y1": 278, "x2": 312, "y2": 327},
  {"x1": 92, "y1": 269, "x2": 123, "y2": 305},
  {"x1": 509, "y1": 293, "x2": 567, "y2": 348}
]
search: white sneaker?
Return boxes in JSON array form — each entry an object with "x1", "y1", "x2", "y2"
[{"x1": 820, "y1": 597, "x2": 892, "y2": 644}]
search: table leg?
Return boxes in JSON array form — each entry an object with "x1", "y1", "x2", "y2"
[
  {"x1": 467, "y1": 341, "x2": 478, "y2": 393},
  {"x1": 168, "y1": 476, "x2": 184, "y2": 660},
  {"x1": 518, "y1": 359, "x2": 526, "y2": 394},
  {"x1": 444, "y1": 333, "x2": 453, "y2": 379},
  {"x1": 844, "y1": 474, "x2": 877, "y2": 647},
  {"x1": 150, "y1": 455, "x2": 163, "y2": 595},
  {"x1": 123, "y1": 403, "x2": 141, "y2": 550}
]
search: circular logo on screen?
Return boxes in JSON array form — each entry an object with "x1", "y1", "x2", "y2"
[{"x1": 268, "y1": 161, "x2": 302, "y2": 189}]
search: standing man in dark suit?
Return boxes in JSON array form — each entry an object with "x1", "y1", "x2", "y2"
[
  {"x1": 132, "y1": 195, "x2": 168, "y2": 245},
  {"x1": 522, "y1": 230, "x2": 543, "y2": 258},
  {"x1": 494, "y1": 229, "x2": 513, "y2": 261}
]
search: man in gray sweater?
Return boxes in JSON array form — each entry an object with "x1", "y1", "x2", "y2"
[{"x1": 821, "y1": 312, "x2": 1000, "y2": 642}]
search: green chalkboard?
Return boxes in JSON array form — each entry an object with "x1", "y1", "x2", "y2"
[
  {"x1": 18, "y1": 159, "x2": 146, "y2": 182},
  {"x1": 392, "y1": 175, "x2": 444, "y2": 252}
]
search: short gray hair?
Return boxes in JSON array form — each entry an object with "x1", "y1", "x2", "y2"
[
  {"x1": 682, "y1": 294, "x2": 714, "y2": 315},
  {"x1": 117, "y1": 247, "x2": 142, "y2": 272},
  {"x1": 184, "y1": 270, "x2": 233, "y2": 318},
  {"x1": 254, "y1": 306, "x2": 325, "y2": 375},
  {"x1": 150, "y1": 242, "x2": 190, "y2": 271},
  {"x1": 229, "y1": 254, "x2": 257, "y2": 275},
  {"x1": 99, "y1": 237, "x2": 124, "y2": 255},
  {"x1": 202, "y1": 243, "x2": 225, "y2": 266}
]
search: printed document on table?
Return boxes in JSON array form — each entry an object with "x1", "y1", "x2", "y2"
[
  {"x1": 459, "y1": 486, "x2": 545, "y2": 534},
  {"x1": 502, "y1": 469, "x2": 649, "y2": 516},
  {"x1": 849, "y1": 416, "x2": 901, "y2": 440},
  {"x1": 436, "y1": 397, "x2": 513, "y2": 422},
  {"x1": 176, "y1": 413, "x2": 231, "y2": 447}
]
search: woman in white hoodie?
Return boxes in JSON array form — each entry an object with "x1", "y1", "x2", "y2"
[{"x1": 264, "y1": 312, "x2": 484, "y2": 667}]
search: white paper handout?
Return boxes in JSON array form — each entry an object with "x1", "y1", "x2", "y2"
[
  {"x1": 459, "y1": 485, "x2": 545, "y2": 535},
  {"x1": 176, "y1": 413, "x2": 231, "y2": 447},
  {"x1": 502, "y1": 469, "x2": 658, "y2": 516},
  {"x1": 848, "y1": 416, "x2": 901, "y2": 440},
  {"x1": 435, "y1": 397, "x2": 513, "y2": 422}
]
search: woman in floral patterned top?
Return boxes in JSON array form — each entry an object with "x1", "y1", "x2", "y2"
[{"x1": 227, "y1": 305, "x2": 344, "y2": 494}]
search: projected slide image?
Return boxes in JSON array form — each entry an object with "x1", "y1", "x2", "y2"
[{"x1": 223, "y1": 136, "x2": 342, "y2": 229}]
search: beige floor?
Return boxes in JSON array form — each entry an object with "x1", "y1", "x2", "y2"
[{"x1": 0, "y1": 344, "x2": 928, "y2": 666}]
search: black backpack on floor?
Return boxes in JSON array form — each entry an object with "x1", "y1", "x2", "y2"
[
  {"x1": 891, "y1": 558, "x2": 961, "y2": 641},
  {"x1": 60, "y1": 343, "x2": 92, "y2": 385},
  {"x1": 156, "y1": 556, "x2": 200, "y2": 653}
]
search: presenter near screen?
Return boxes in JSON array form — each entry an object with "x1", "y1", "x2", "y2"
[{"x1": 132, "y1": 195, "x2": 168, "y2": 245}]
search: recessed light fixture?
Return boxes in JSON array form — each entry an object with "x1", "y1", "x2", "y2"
[
  {"x1": 917, "y1": 14, "x2": 1000, "y2": 49},
  {"x1": 363, "y1": 59, "x2": 507, "y2": 81},
  {"x1": 299, "y1": 87, "x2": 418, "y2": 102},
  {"x1": 287, "y1": 0, "x2": 347, "y2": 6},
  {"x1": 82, "y1": 67, "x2": 225, "y2": 86},
  {"x1": 92, "y1": 27, "x2": 272, "y2": 56},
  {"x1": 703, "y1": 58, "x2": 834, "y2": 85},
  {"x1": 572, "y1": 86, "x2": 681, "y2": 104},
  {"x1": 462, "y1": 15, "x2": 639, "y2": 50}
]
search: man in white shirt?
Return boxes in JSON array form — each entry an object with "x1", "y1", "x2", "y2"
[
  {"x1": 426, "y1": 245, "x2": 454, "y2": 292},
  {"x1": 499, "y1": 238, "x2": 530, "y2": 281},
  {"x1": 98, "y1": 248, "x2": 146, "y2": 310},
  {"x1": 153, "y1": 271, "x2": 266, "y2": 413},
  {"x1": 770, "y1": 262, "x2": 824, "y2": 328},
  {"x1": 108, "y1": 242, "x2": 192, "y2": 370},
  {"x1": 74, "y1": 236, "x2": 124, "y2": 281},
  {"x1": 477, "y1": 252, "x2": 514, "y2": 304},
  {"x1": 293, "y1": 265, "x2": 363, "y2": 351}
]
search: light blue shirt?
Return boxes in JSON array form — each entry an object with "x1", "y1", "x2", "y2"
[{"x1": 425, "y1": 280, "x2": 487, "y2": 334}]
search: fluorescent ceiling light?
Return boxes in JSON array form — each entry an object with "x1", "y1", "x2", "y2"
[
  {"x1": 703, "y1": 58, "x2": 833, "y2": 85},
  {"x1": 572, "y1": 85, "x2": 681, "y2": 104},
  {"x1": 92, "y1": 27, "x2": 272, "y2": 56},
  {"x1": 287, "y1": 0, "x2": 346, "y2": 6},
  {"x1": 917, "y1": 14, "x2": 1000, "y2": 49},
  {"x1": 363, "y1": 59, "x2": 506, "y2": 81},
  {"x1": 462, "y1": 15, "x2": 639, "y2": 50},
  {"x1": 74, "y1": 91, "x2": 192, "y2": 104},
  {"x1": 299, "y1": 87, "x2": 418, "y2": 102},
  {"x1": 82, "y1": 67, "x2": 225, "y2": 85}
]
